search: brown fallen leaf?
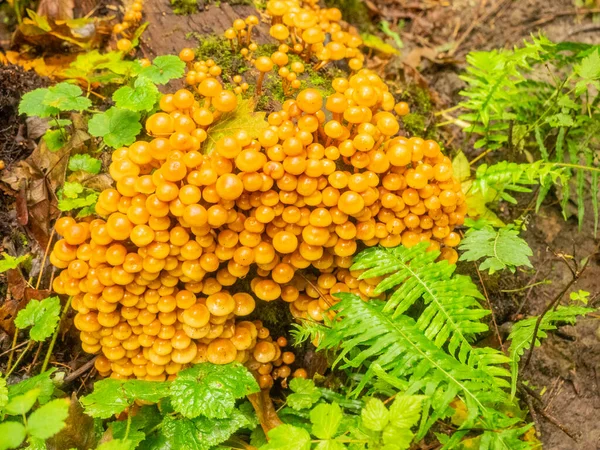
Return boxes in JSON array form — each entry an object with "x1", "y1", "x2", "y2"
[
  {"x1": 37, "y1": 0, "x2": 75, "y2": 21},
  {"x1": 47, "y1": 392, "x2": 97, "y2": 450},
  {"x1": 248, "y1": 390, "x2": 283, "y2": 436},
  {"x1": 402, "y1": 47, "x2": 439, "y2": 69}
]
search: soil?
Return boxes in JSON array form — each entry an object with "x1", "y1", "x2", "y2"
[{"x1": 0, "y1": 0, "x2": 599, "y2": 449}]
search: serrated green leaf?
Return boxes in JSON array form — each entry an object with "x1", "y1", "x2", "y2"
[
  {"x1": 23, "y1": 436, "x2": 46, "y2": 450},
  {"x1": 43, "y1": 129, "x2": 68, "y2": 152},
  {"x1": 8, "y1": 370, "x2": 56, "y2": 405},
  {"x1": 287, "y1": 378, "x2": 321, "y2": 410},
  {"x1": 113, "y1": 76, "x2": 159, "y2": 112},
  {"x1": 545, "y1": 112, "x2": 574, "y2": 127},
  {"x1": 81, "y1": 379, "x2": 170, "y2": 419},
  {"x1": 96, "y1": 439, "x2": 137, "y2": 450},
  {"x1": 360, "y1": 33, "x2": 400, "y2": 55},
  {"x1": 161, "y1": 405, "x2": 256, "y2": 450},
  {"x1": 261, "y1": 424, "x2": 311, "y2": 450},
  {"x1": 62, "y1": 182, "x2": 84, "y2": 198},
  {"x1": 360, "y1": 398, "x2": 389, "y2": 432},
  {"x1": 19, "y1": 88, "x2": 59, "y2": 118},
  {"x1": 459, "y1": 225, "x2": 533, "y2": 274},
  {"x1": 315, "y1": 441, "x2": 347, "y2": 450},
  {"x1": 0, "y1": 377, "x2": 8, "y2": 410},
  {"x1": 44, "y1": 83, "x2": 91, "y2": 112},
  {"x1": 14, "y1": 296, "x2": 61, "y2": 341},
  {"x1": 169, "y1": 362, "x2": 259, "y2": 419},
  {"x1": 0, "y1": 253, "x2": 30, "y2": 273},
  {"x1": 139, "y1": 55, "x2": 185, "y2": 85},
  {"x1": 452, "y1": 151, "x2": 470, "y2": 183},
  {"x1": 0, "y1": 422, "x2": 26, "y2": 450},
  {"x1": 576, "y1": 49, "x2": 600, "y2": 80},
  {"x1": 204, "y1": 98, "x2": 268, "y2": 154},
  {"x1": 68, "y1": 154, "x2": 102, "y2": 174},
  {"x1": 5, "y1": 389, "x2": 40, "y2": 415},
  {"x1": 388, "y1": 395, "x2": 424, "y2": 429},
  {"x1": 382, "y1": 425, "x2": 413, "y2": 449},
  {"x1": 27, "y1": 398, "x2": 70, "y2": 439},
  {"x1": 88, "y1": 107, "x2": 141, "y2": 148},
  {"x1": 310, "y1": 403, "x2": 343, "y2": 439}
]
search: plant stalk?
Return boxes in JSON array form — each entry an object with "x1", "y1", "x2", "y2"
[{"x1": 41, "y1": 296, "x2": 72, "y2": 373}]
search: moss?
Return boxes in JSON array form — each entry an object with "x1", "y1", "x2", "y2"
[
  {"x1": 396, "y1": 84, "x2": 437, "y2": 139},
  {"x1": 186, "y1": 34, "x2": 250, "y2": 77},
  {"x1": 170, "y1": 0, "x2": 201, "y2": 15},
  {"x1": 324, "y1": 0, "x2": 375, "y2": 33}
]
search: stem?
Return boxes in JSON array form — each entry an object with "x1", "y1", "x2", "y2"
[
  {"x1": 256, "y1": 72, "x2": 266, "y2": 95},
  {"x1": 469, "y1": 148, "x2": 493, "y2": 165},
  {"x1": 246, "y1": 25, "x2": 253, "y2": 47},
  {"x1": 6, "y1": 341, "x2": 33, "y2": 378},
  {"x1": 41, "y1": 297, "x2": 72, "y2": 373},
  {"x1": 434, "y1": 104, "x2": 462, "y2": 116},
  {"x1": 14, "y1": 0, "x2": 22, "y2": 24},
  {"x1": 501, "y1": 279, "x2": 552, "y2": 293},
  {"x1": 124, "y1": 411, "x2": 132, "y2": 439},
  {"x1": 36, "y1": 217, "x2": 59, "y2": 290},
  {"x1": 553, "y1": 162, "x2": 600, "y2": 173},
  {"x1": 6, "y1": 330, "x2": 20, "y2": 373}
]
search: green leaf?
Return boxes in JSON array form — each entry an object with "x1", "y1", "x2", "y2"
[
  {"x1": 169, "y1": 362, "x2": 259, "y2": 419},
  {"x1": 569, "y1": 290, "x2": 590, "y2": 304},
  {"x1": 360, "y1": 33, "x2": 400, "y2": 55},
  {"x1": 96, "y1": 439, "x2": 137, "y2": 450},
  {"x1": 360, "y1": 398, "x2": 389, "y2": 432},
  {"x1": 139, "y1": 55, "x2": 186, "y2": 85},
  {"x1": 44, "y1": 129, "x2": 68, "y2": 152},
  {"x1": 0, "y1": 377, "x2": 8, "y2": 410},
  {"x1": 160, "y1": 405, "x2": 256, "y2": 450},
  {"x1": 388, "y1": 395, "x2": 424, "y2": 429},
  {"x1": 204, "y1": 98, "x2": 268, "y2": 154},
  {"x1": 19, "y1": 88, "x2": 59, "y2": 118},
  {"x1": 314, "y1": 441, "x2": 347, "y2": 450},
  {"x1": 81, "y1": 379, "x2": 170, "y2": 419},
  {"x1": 382, "y1": 425, "x2": 413, "y2": 449},
  {"x1": 14, "y1": 296, "x2": 61, "y2": 341},
  {"x1": 576, "y1": 49, "x2": 600, "y2": 80},
  {"x1": 261, "y1": 424, "x2": 312, "y2": 450},
  {"x1": 8, "y1": 370, "x2": 56, "y2": 405},
  {"x1": 4, "y1": 389, "x2": 40, "y2": 415},
  {"x1": 546, "y1": 112, "x2": 574, "y2": 127},
  {"x1": 68, "y1": 154, "x2": 102, "y2": 174},
  {"x1": 24, "y1": 437, "x2": 47, "y2": 450},
  {"x1": 27, "y1": 398, "x2": 70, "y2": 439},
  {"x1": 0, "y1": 253, "x2": 30, "y2": 273},
  {"x1": 287, "y1": 378, "x2": 321, "y2": 410},
  {"x1": 459, "y1": 225, "x2": 533, "y2": 274},
  {"x1": 451, "y1": 151, "x2": 471, "y2": 182},
  {"x1": 113, "y1": 76, "x2": 160, "y2": 112},
  {"x1": 62, "y1": 182, "x2": 84, "y2": 198},
  {"x1": 0, "y1": 422, "x2": 26, "y2": 450},
  {"x1": 88, "y1": 107, "x2": 141, "y2": 148},
  {"x1": 44, "y1": 83, "x2": 91, "y2": 112},
  {"x1": 310, "y1": 403, "x2": 343, "y2": 439}
]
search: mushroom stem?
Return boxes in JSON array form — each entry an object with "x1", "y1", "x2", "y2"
[{"x1": 257, "y1": 72, "x2": 266, "y2": 95}]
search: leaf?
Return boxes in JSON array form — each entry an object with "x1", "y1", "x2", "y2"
[
  {"x1": 382, "y1": 425, "x2": 413, "y2": 449},
  {"x1": 27, "y1": 398, "x2": 70, "y2": 439},
  {"x1": 81, "y1": 379, "x2": 170, "y2": 419},
  {"x1": 361, "y1": 398, "x2": 389, "y2": 432},
  {"x1": 44, "y1": 129, "x2": 69, "y2": 152},
  {"x1": 139, "y1": 55, "x2": 185, "y2": 85},
  {"x1": 204, "y1": 98, "x2": 268, "y2": 154},
  {"x1": 360, "y1": 33, "x2": 400, "y2": 55},
  {"x1": 545, "y1": 112, "x2": 574, "y2": 127},
  {"x1": 576, "y1": 49, "x2": 600, "y2": 80},
  {"x1": 261, "y1": 424, "x2": 312, "y2": 450},
  {"x1": 19, "y1": 88, "x2": 60, "y2": 118},
  {"x1": 68, "y1": 154, "x2": 102, "y2": 174},
  {"x1": 314, "y1": 441, "x2": 347, "y2": 450},
  {"x1": 0, "y1": 422, "x2": 26, "y2": 450},
  {"x1": 44, "y1": 83, "x2": 91, "y2": 112},
  {"x1": 62, "y1": 181, "x2": 84, "y2": 198},
  {"x1": 459, "y1": 225, "x2": 533, "y2": 274},
  {"x1": 113, "y1": 76, "x2": 160, "y2": 112},
  {"x1": 8, "y1": 370, "x2": 57, "y2": 405},
  {"x1": 310, "y1": 403, "x2": 343, "y2": 439},
  {"x1": 0, "y1": 377, "x2": 8, "y2": 410},
  {"x1": 160, "y1": 405, "x2": 257, "y2": 450},
  {"x1": 4, "y1": 389, "x2": 40, "y2": 415},
  {"x1": 14, "y1": 296, "x2": 61, "y2": 341},
  {"x1": 88, "y1": 107, "x2": 141, "y2": 148},
  {"x1": 0, "y1": 254, "x2": 30, "y2": 273},
  {"x1": 286, "y1": 378, "x2": 321, "y2": 410},
  {"x1": 388, "y1": 395, "x2": 424, "y2": 429},
  {"x1": 96, "y1": 439, "x2": 137, "y2": 450},
  {"x1": 169, "y1": 362, "x2": 259, "y2": 419},
  {"x1": 451, "y1": 151, "x2": 471, "y2": 182}
]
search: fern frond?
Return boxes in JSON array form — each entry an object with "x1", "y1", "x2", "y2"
[
  {"x1": 350, "y1": 243, "x2": 495, "y2": 364},
  {"x1": 459, "y1": 225, "x2": 533, "y2": 274},
  {"x1": 320, "y1": 293, "x2": 510, "y2": 438},
  {"x1": 507, "y1": 305, "x2": 593, "y2": 398}
]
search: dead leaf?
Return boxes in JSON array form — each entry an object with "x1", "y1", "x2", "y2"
[
  {"x1": 16, "y1": 183, "x2": 29, "y2": 226},
  {"x1": 69, "y1": 172, "x2": 113, "y2": 191},
  {"x1": 26, "y1": 117, "x2": 50, "y2": 140},
  {"x1": 402, "y1": 47, "x2": 439, "y2": 69},
  {"x1": 37, "y1": 0, "x2": 75, "y2": 21},
  {"x1": 47, "y1": 392, "x2": 97, "y2": 450},
  {"x1": 248, "y1": 391, "x2": 283, "y2": 435}
]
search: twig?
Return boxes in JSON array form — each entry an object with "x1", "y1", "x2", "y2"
[
  {"x1": 6, "y1": 341, "x2": 33, "y2": 378},
  {"x1": 474, "y1": 264, "x2": 504, "y2": 352},
  {"x1": 0, "y1": 340, "x2": 29, "y2": 358},
  {"x1": 36, "y1": 219, "x2": 59, "y2": 290},
  {"x1": 501, "y1": 279, "x2": 552, "y2": 293},
  {"x1": 63, "y1": 357, "x2": 97, "y2": 385},
  {"x1": 6, "y1": 330, "x2": 19, "y2": 373},
  {"x1": 535, "y1": 407, "x2": 579, "y2": 442},
  {"x1": 41, "y1": 296, "x2": 72, "y2": 373}
]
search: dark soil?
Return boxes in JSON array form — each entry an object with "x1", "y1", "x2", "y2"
[{"x1": 366, "y1": 0, "x2": 600, "y2": 448}]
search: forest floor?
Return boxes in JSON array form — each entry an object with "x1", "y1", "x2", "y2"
[{"x1": 0, "y1": 0, "x2": 599, "y2": 449}]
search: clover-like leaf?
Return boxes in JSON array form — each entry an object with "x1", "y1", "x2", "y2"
[
  {"x1": 139, "y1": 55, "x2": 186, "y2": 85},
  {"x1": 14, "y1": 296, "x2": 61, "y2": 342},
  {"x1": 19, "y1": 88, "x2": 59, "y2": 118},
  {"x1": 44, "y1": 83, "x2": 91, "y2": 112},
  {"x1": 68, "y1": 154, "x2": 102, "y2": 174},
  {"x1": 169, "y1": 363, "x2": 259, "y2": 419},
  {"x1": 286, "y1": 378, "x2": 321, "y2": 410},
  {"x1": 27, "y1": 398, "x2": 70, "y2": 440},
  {"x1": 88, "y1": 107, "x2": 141, "y2": 148},
  {"x1": 113, "y1": 76, "x2": 160, "y2": 112}
]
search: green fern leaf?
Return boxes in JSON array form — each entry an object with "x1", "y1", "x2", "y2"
[
  {"x1": 350, "y1": 243, "x2": 492, "y2": 364},
  {"x1": 459, "y1": 225, "x2": 533, "y2": 274},
  {"x1": 507, "y1": 305, "x2": 593, "y2": 398}
]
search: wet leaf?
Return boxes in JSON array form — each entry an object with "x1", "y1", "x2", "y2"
[
  {"x1": 27, "y1": 398, "x2": 70, "y2": 439},
  {"x1": 14, "y1": 296, "x2": 61, "y2": 341},
  {"x1": 19, "y1": 88, "x2": 59, "y2": 118},
  {"x1": 88, "y1": 108, "x2": 141, "y2": 148},
  {"x1": 68, "y1": 154, "x2": 101, "y2": 174},
  {"x1": 113, "y1": 77, "x2": 159, "y2": 112},
  {"x1": 139, "y1": 55, "x2": 185, "y2": 85},
  {"x1": 44, "y1": 83, "x2": 91, "y2": 112},
  {"x1": 0, "y1": 254, "x2": 30, "y2": 273}
]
